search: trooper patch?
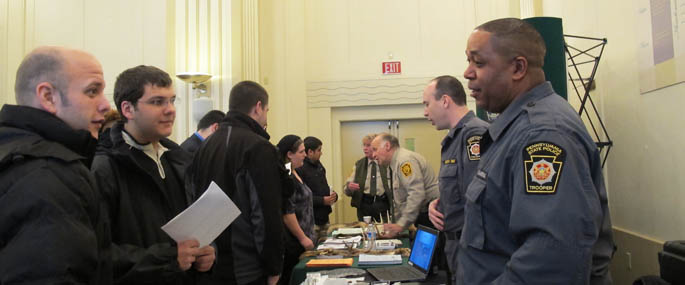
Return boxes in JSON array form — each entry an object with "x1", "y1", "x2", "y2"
[
  {"x1": 466, "y1": 135, "x2": 482, "y2": 161},
  {"x1": 523, "y1": 141, "x2": 565, "y2": 194},
  {"x1": 401, "y1": 162, "x2": 413, "y2": 177}
]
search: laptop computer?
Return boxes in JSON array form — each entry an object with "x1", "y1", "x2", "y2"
[{"x1": 366, "y1": 225, "x2": 439, "y2": 283}]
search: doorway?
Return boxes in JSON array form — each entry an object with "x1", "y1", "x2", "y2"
[{"x1": 333, "y1": 118, "x2": 447, "y2": 223}]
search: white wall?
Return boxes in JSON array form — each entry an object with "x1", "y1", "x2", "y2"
[{"x1": 549, "y1": 0, "x2": 685, "y2": 243}]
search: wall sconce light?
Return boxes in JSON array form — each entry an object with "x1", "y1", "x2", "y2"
[{"x1": 176, "y1": 72, "x2": 212, "y2": 95}]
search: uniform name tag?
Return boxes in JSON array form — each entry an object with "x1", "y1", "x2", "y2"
[{"x1": 523, "y1": 141, "x2": 565, "y2": 194}]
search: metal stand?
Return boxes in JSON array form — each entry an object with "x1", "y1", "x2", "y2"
[{"x1": 564, "y1": 35, "x2": 612, "y2": 168}]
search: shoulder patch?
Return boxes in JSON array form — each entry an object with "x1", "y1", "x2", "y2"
[
  {"x1": 400, "y1": 162, "x2": 412, "y2": 177},
  {"x1": 466, "y1": 135, "x2": 482, "y2": 161},
  {"x1": 523, "y1": 141, "x2": 565, "y2": 194}
]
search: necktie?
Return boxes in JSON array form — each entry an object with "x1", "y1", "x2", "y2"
[{"x1": 369, "y1": 161, "x2": 377, "y2": 196}]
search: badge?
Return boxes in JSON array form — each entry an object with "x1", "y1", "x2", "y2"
[
  {"x1": 400, "y1": 162, "x2": 412, "y2": 177},
  {"x1": 523, "y1": 142, "x2": 565, "y2": 194},
  {"x1": 443, "y1": 159, "x2": 456, "y2": 165},
  {"x1": 467, "y1": 135, "x2": 482, "y2": 161}
]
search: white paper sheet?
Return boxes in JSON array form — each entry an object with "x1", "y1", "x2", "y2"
[
  {"x1": 331, "y1": 228, "x2": 363, "y2": 236},
  {"x1": 161, "y1": 181, "x2": 240, "y2": 247},
  {"x1": 358, "y1": 254, "x2": 402, "y2": 265}
]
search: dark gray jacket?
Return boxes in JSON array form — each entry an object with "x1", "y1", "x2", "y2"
[{"x1": 187, "y1": 111, "x2": 291, "y2": 284}]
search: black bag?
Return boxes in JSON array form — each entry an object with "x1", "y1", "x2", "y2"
[{"x1": 659, "y1": 240, "x2": 685, "y2": 285}]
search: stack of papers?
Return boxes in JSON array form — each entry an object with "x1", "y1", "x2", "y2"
[
  {"x1": 331, "y1": 228, "x2": 363, "y2": 236},
  {"x1": 306, "y1": 258, "x2": 354, "y2": 267},
  {"x1": 317, "y1": 236, "x2": 362, "y2": 250},
  {"x1": 358, "y1": 254, "x2": 402, "y2": 265}
]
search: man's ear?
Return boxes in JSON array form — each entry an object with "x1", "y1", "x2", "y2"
[
  {"x1": 211, "y1": 122, "x2": 219, "y2": 132},
  {"x1": 120, "y1": 101, "x2": 136, "y2": 121},
  {"x1": 441, "y1": 94, "x2": 451, "y2": 108},
  {"x1": 36, "y1": 82, "x2": 59, "y2": 114},
  {"x1": 512, "y1": 56, "x2": 528, "y2": 81},
  {"x1": 249, "y1": 101, "x2": 262, "y2": 117}
]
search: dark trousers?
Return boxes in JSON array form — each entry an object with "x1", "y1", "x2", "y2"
[
  {"x1": 279, "y1": 239, "x2": 305, "y2": 285},
  {"x1": 356, "y1": 194, "x2": 390, "y2": 222},
  {"x1": 414, "y1": 211, "x2": 433, "y2": 229}
]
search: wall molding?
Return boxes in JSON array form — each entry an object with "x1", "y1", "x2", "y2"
[{"x1": 306, "y1": 77, "x2": 432, "y2": 108}]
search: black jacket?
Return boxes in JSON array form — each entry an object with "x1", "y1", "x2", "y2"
[
  {"x1": 0, "y1": 105, "x2": 112, "y2": 284},
  {"x1": 180, "y1": 133, "x2": 203, "y2": 153},
  {"x1": 297, "y1": 157, "x2": 332, "y2": 225},
  {"x1": 187, "y1": 111, "x2": 291, "y2": 284},
  {"x1": 91, "y1": 121, "x2": 195, "y2": 284}
]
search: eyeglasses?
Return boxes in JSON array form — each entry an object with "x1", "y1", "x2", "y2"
[{"x1": 140, "y1": 97, "x2": 177, "y2": 107}]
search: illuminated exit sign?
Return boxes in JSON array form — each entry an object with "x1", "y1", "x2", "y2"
[{"x1": 382, "y1": 61, "x2": 401, "y2": 74}]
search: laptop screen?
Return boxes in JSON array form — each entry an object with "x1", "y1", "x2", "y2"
[{"x1": 408, "y1": 226, "x2": 438, "y2": 272}]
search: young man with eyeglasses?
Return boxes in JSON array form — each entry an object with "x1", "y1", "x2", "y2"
[{"x1": 92, "y1": 65, "x2": 215, "y2": 284}]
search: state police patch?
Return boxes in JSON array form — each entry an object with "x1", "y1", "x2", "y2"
[
  {"x1": 466, "y1": 135, "x2": 482, "y2": 161},
  {"x1": 523, "y1": 141, "x2": 565, "y2": 194}
]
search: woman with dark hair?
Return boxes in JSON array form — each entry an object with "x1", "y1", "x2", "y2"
[{"x1": 276, "y1": 134, "x2": 315, "y2": 285}]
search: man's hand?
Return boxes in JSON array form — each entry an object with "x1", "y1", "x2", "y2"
[
  {"x1": 428, "y1": 199, "x2": 445, "y2": 231},
  {"x1": 347, "y1": 182, "x2": 360, "y2": 191},
  {"x1": 323, "y1": 192, "x2": 338, "y2": 205},
  {"x1": 267, "y1": 275, "x2": 280, "y2": 285},
  {"x1": 382, "y1": 223, "x2": 402, "y2": 238},
  {"x1": 177, "y1": 240, "x2": 200, "y2": 271},
  {"x1": 300, "y1": 236, "x2": 315, "y2": 250},
  {"x1": 193, "y1": 245, "x2": 216, "y2": 272}
]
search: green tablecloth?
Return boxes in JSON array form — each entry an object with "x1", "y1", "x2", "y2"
[{"x1": 290, "y1": 238, "x2": 411, "y2": 285}]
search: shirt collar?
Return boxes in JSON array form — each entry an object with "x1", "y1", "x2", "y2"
[
  {"x1": 121, "y1": 131, "x2": 169, "y2": 160},
  {"x1": 487, "y1": 82, "x2": 555, "y2": 142},
  {"x1": 442, "y1": 110, "x2": 476, "y2": 146},
  {"x1": 193, "y1": 132, "x2": 205, "y2": 141}
]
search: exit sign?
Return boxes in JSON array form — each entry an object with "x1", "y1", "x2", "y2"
[{"x1": 382, "y1": 61, "x2": 401, "y2": 74}]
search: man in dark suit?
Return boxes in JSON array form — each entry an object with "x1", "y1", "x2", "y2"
[{"x1": 180, "y1": 110, "x2": 224, "y2": 153}]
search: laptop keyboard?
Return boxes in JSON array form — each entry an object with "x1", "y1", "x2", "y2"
[{"x1": 368, "y1": 266, "x2": 424, "y2": 281}]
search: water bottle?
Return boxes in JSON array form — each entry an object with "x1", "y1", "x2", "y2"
[{"x1": 363, "y1": 216, "x2": 377, "y2": 250}]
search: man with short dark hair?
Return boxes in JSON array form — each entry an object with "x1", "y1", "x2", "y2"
[
  {"x1": 180, "y1": 110, "x2": 225, "y2": 153},
  {"x1": 0, "y1": 46, "x2": 112, "y2": 284},
  {"x1": 371, "y1": 133, "x2": 439, "y2": 238},
  {"x1": 423, "y1": 75, "x2": 488, "y2": 283},
  {"x1": 458, "y1": 18, "x2": 614, "y2": 284},
  {"x1": 344, "y1": 133, "x2": 393, "y2": 222},
  {"x1": 297, "y1": 136, "x2": 337, "y2": 233},
  {"x1": 92, "y1": 65, "x2": 215, "y2": 284},
  {"x1": 187, "y1": 80, "x2": 289, "y2": 285}
]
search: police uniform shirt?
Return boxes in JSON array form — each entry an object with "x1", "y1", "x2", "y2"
[
  {"x1": 439, "y1": 111, "x2": 488, "y2": 234},
  {"x1": 458, "y1": 82, "x2": 615, "y2": 284},
  {"x1": 389, "y1": 147, "x2": 439, "y2": 229},
  {"x1": 344, "y1": 159, "x2": 385, "y2": 196}
]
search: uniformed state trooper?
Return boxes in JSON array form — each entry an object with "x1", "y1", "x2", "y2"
[
  {"x1": 458, "y1": 18, "x2": 615, "y2": 284},
  {"x1": 422, "y1": 75, "x2": 488, "y2": 284},
  {"x1": 370, "y1": 133, "x2": 439, "y2": 238}
]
